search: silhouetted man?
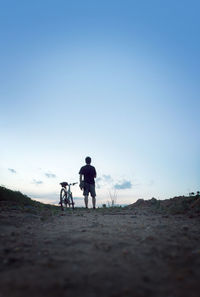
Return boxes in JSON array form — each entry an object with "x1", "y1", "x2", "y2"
[{"x1": 79, "y1": 156, "x2": 97, "y2": 209}]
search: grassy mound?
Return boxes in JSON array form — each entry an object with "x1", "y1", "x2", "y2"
[
  {"x1": 0, "y1": 186, "x2": 59, "y2": 213},
  {"x1": 126, "y1": 194, "x2": 200, "y2": 215}
]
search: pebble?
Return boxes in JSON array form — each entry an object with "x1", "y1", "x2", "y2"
[
  {"x1": 182, "y1": 225, "x2": 189, "y2": 231},
  {"x1": 4, "y1": 248, "x2": 11, "y2": 254}
]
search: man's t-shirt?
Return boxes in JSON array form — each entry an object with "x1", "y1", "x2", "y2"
[{"x1": 79, "y1": 165, "x2": 96, "y2": 184}]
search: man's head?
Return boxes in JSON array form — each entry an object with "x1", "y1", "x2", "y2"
[{"x1": 85, "y1": 156, "x2": 91, "y2": 164}]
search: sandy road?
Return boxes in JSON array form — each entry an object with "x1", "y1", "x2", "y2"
[{"x1": 0, "y1": 208, "x2": 200, "y2": 297}]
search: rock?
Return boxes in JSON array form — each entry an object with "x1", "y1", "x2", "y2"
[
  {"x1": 145, "y1": 236, "x2": 155, "y2": 241},
  {"x1": 143, "y1": 275, "x2": 151, "y2": 282},
  {"x1": 122, "y1": 249, "x2": 128, "y2": 256},
  {"x1": 3, "y1": 257, "x2": 18, "y2": 265},
  {"x1": 4, "y1": 248, "x2": 11, "y2": 254},
  {"x1": 182, "y1": 225, "x2": 189, "y2": 231}
]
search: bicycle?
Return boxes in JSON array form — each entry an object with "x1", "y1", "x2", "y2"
[{"x1": 59, "y1": 182, "x2": 77, "y2": 211}]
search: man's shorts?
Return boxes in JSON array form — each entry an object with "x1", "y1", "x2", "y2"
[{"x1": 83, "y1": 182, "x2": 96, "y2": 197}]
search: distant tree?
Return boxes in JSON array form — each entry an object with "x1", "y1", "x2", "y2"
[{"x1": 189, "y1": 192, "x2": 195, "y2": 196}]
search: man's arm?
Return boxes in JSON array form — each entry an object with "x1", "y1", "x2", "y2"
[
  {"x1": 79, "y1": 174, "x2": 84, "y2": 190},
  {"x1": 79, "y1": 167, "x2": 83, "y2": 184},
  {"x1": 80, "y1": 174, "x2": 83, "y2": 183}
]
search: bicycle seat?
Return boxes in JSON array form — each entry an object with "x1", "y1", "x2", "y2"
[{"x1": 60, "y1": 182, "x2": 68, "y2": 187}]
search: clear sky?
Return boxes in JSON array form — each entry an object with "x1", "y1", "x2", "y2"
[{"x1": 1, "y1": 0, "x2": 199, "y2": 206}]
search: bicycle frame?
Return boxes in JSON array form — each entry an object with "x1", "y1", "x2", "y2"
[{"x1": 59, "y1": 182, "x2": 77, "y2": 210}]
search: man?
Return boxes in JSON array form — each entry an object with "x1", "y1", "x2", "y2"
[{"x1": 79, "y1": 156, "x2": 97, "y2": 209}]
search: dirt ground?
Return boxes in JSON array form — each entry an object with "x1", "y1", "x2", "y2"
[{"x1": 0, "y1": 208, "x2": 200, "y2": 297}]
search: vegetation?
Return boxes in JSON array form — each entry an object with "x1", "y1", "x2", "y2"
[
  {"x1": 0, "y1": 186, "x2": 59, "y2": 213},
  {"x1": 126, "y1": 194, "x2": 200, "y2": 215}
]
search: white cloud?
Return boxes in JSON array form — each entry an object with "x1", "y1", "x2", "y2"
[
  {"x1": 114, "y1": 180, "x2": 132, "y2": 190},
  {"x1": 45, "y1": 173, "x2": 56, "y2": 178},
  {"x1": 102, "y1": 174, "x2": 113, "y2": 182},
  {"x1": 96, "y1": 174, "x2": 113, "y2": 188},
  {"x1": 32, "y1": 179, "x2": 43, "y2": 185},
  {"x1": 96, "y1": 175, "x2": 133, "y2": 191},
  {"x1": 8, "y1": 168, "x2": 16, "y2": 174}
]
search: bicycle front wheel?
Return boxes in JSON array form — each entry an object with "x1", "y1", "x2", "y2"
[{"x1": 69, "y1": 193, "x2": 75, "y2": 209}]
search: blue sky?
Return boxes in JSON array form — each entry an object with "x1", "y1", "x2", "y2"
[{"x1": 0, "y1": 0, "x2": 199, "y2": 206}]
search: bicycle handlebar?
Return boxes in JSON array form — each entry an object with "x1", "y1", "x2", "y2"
[{"x1": 60, "y1": 182, "x2": 78, "y2": 187}]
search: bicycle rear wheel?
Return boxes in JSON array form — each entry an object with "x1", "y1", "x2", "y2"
[{"x1": 60, "y1": 189, "x2": 67, "y2": 210}]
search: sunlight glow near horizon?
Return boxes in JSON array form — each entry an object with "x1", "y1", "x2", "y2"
[{"x1": 0, "y1": 0, "x2": 199, "y2": 206}]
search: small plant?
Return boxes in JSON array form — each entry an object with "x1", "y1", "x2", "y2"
[{"x1": 108, "y1": 189, "x2": 117, "y2": 207}]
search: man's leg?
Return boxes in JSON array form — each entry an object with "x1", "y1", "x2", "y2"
[
  {"x1": 90, "y1": 184, "x2": 96, "y2": 209},
  {"x1": 84, "y1": 195, "x2": 88, "y2": 208},
  {"x1": 83, "y1": 183, "x2": 89, "y2": 208},
  {"x1": 92, "y1": 196, "x2": 96, "y2": 209}
]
